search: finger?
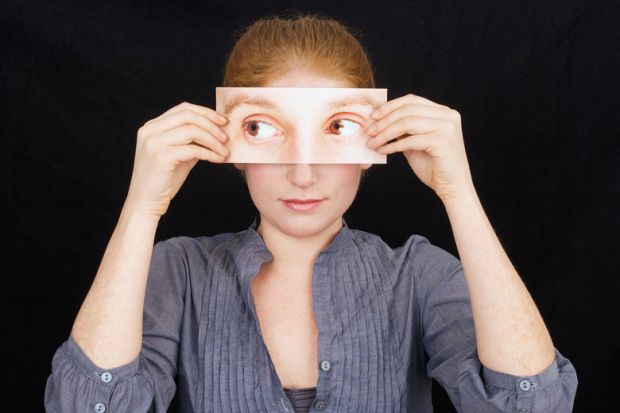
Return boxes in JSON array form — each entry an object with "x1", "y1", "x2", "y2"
[
  {"x1": 166, "y1": 143, "x2": 228, "y2": 164},
  {"x1": 370, "y1": 93, "x2": 446, "y2": 120},
  {"x1": 159, "y1": 101, "x2": 228, "y2": 124},
  {"x1": 142, "y1": 109, "x2": 229, "y2": 143},
  {"x1": 376, "y1": 133, "x2": 435, "y2": 155},
  {"x1": 158, "y1": 124, "x2": 230, "y2": 157},
  {"x1": 367, "y1": 103, "x2": 451, "y2": 136},
  {"x1": 148, "y1": 101, "x2": 228, "y2": 126},
  {"x1": 367, "y1": 116, "x2": 444, "y2": 149}
]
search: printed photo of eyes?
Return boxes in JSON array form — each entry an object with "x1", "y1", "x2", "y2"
[{"x1": 215, "y1": 87, "x2": 388, "y2": 164}]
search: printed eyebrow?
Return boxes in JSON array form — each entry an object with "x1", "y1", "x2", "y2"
[
  {"x1": 324, "y1": 94, "x2": 380, "y2": 111},
  {"x1": 222, "y1": 95, "x2": 280, "y2": 116},
  {"x1": 222, "y1": 92, "x2": 380, "y2": 116}
]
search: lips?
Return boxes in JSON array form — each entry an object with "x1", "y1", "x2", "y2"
[{"x1": 281, "y1": 198, "x2": 324, "y2": 211}]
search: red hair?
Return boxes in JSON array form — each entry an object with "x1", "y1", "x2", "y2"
[{"x1": 222, "y1": 12, "x2": 375, "y2": 88}]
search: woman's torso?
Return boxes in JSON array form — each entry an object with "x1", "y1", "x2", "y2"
[{"x1": 168, "y1": 218, "x2": 436, "y2": 412}]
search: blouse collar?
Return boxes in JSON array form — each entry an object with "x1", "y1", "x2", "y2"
[
  {"x1": 233, "y1": 214, "x2": 355, "y2": 312},
  {"x1": 241, "y1": 213, "x2": 354, "y2": 255}
]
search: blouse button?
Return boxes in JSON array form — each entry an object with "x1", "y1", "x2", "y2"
[
  {"x1": 94, "y1": 402, "x2": 106, "y2": 413},
  {"x1": 320, "y1": 360, "x2": 331, "y2": 371},
  {"x1": 101, "y1": 372, "x2": 112, "y2": 383},
  {"x1": 519, "y1": 379, "x2": 532, "y2": 391},
  {"x1": 314, "y1": 400, "x2": 327, "y2": 410}
]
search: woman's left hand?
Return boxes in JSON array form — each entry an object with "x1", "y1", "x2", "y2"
[{"x1": 366, "y1": 93, "x2": 476, "y2": 203}]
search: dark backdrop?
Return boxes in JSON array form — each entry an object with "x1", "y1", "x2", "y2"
[{"x1": 2, "y1": 1, "x2": 618, "y2": 411}]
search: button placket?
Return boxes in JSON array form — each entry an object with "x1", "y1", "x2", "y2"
[
  {"x1": 516, "y1": 377, "x2": 536, "y2": 413},
  {"x1": 94, "y1": 371, "x2": 112, "y2": 413},
  {"x1": 313, "y1": 254, "x2": 340, "y2": 410}
]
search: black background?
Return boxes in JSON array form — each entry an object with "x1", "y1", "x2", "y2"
[{"x1": 2, "y1": 0, "x2": 618, "y2": 411}]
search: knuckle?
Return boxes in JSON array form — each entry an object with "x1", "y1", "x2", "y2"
[
  {"x1": 180, "y1": 108, "x2": 195, "y2": 118},
  {"x1": 450, "y1": 108, "x2": 461, "y2": 121},
  {"x1": 144, "y1": 136, "x2": 159, "y2": 154},
  {"x1": 137, "y1": 126, "x2": 147, "y2": 140},
  {"x1": 444, "y1": 121, "x2": 456, "y2": 133},
  {"x1": 180, "y1": 123, "x2": 199, "y2": 134}
]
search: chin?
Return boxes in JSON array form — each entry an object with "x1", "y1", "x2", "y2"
[
  {"x1": 280, "y1": 217, "x2": 331, "y2": 238},
  {"x1": 267, "y1": 209, "x2": 341, "y2": 239}
]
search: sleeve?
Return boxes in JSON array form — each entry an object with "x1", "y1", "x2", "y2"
[
  {"x1": 412, "y1": 235, "x2": 578, "y2": 413},
  {"x1": 44, "y1": 238, "x2": 187, "y2": 413}
]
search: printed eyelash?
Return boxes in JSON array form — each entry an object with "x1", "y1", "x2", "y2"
[{"x1": 241, "y1": 119, "x2": 277, "y2": 132}]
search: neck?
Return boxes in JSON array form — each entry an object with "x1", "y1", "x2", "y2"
[{"x1": 256, "y1": 216, "x2": 344, "y2": 285}]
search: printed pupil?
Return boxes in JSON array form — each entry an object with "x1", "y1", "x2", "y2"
[
  {"x1": 248, "y1": 122, "x2": 259, "y2": 136},
  {"x1": 331, "y1": 120, "x2": 343, "y2": 133}
]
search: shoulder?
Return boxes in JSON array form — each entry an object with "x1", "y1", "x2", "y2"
[
  {"x1": 350, "y1": 228, "x2": 462, "y2": 286},
  {"x1": 350, "y1": 228, "x2": 458, "y2": 266},
  {"x1": 399, "y1": 233, "x2": 461, "y2": 272},
  {"x1": 152, "y1": 229, "x2": 248, "y2": 269}
]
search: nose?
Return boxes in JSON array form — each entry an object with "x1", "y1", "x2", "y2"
[{"x1": 287, "y1": 163, "x2": 318, "y2": 187}]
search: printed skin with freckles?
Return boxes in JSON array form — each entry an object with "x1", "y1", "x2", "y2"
[{"x1": 215, "y1": 87, "x2": 387, "y2": 164}]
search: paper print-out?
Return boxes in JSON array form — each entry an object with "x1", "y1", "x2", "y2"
[{"x1": 215, "y1": 87, "x2": 388, "y2": 164}]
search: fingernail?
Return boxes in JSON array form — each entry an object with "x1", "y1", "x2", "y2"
[
  {"x1": 219, "y1": 131, "x2": 228, "y2": 141},
  {"x1": 367, "y1": 123, "x2": 377, "y2": 134},
  {"x1": 218, "y1": 114, "x2": 227, "y2": 123},
  {"x1": 370, "y1": 110, "x2": 380, "y2": 119},
  {"x1": 367, "y1": 138, "x2": 375, "y2": 148}
]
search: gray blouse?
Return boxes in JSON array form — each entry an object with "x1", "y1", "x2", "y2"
[{"x1": 44, "y1": 215, "x2": 578, "y2": 412}]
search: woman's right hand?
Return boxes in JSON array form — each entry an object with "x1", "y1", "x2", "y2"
[{"x1": 124, "y1": 101, "x2": 230, "y2": 220}]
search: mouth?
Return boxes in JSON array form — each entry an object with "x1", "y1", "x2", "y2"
[{"x1": 281, "y1": 198, "x2": 325, "y2": 212}]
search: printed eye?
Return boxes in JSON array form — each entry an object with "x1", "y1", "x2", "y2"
[
  {"x1": 242, "y1": 119, "x2": 282, "y2": 140},
  {"x1": 327, "y1": 118, "x2": 362, "y2": 137}
]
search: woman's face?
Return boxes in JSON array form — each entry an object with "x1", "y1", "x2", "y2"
[{"x1": 234, "y1": 70, "x2": 372, "y2": 239}]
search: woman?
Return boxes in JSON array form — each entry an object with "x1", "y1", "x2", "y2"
[{"x1": 44, "y1": 13, "x2": 578, "y2": 413}]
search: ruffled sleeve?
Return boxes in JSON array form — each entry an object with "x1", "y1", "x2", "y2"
[
  {"x1": 44, "y1": 238, "x2": 187, "y2": 413},
  {"x1": 411, "y1": 235, "x2": 578, "y2": 412}
]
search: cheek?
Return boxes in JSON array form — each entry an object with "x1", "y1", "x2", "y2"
[
  {"x1": 245, "y1": 164, "x2": 284, "y2": 194},
  {"x1": 323, "y1": 165, "x2": 362, "y2": 202},
  {"x1": 330, "y1": 165, "x2": 363, "y2": 185}
]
